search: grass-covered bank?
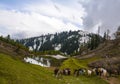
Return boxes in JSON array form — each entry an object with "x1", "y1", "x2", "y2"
[
  {"x1": 60, "y1": 57, "x2": 101, "y2": 72},
  {"x1": 0, "y1": 53, "x2": 108, "y2": 84},
  {"x1": 0, "y1": 53, "x2": 63, "y2": 84}
]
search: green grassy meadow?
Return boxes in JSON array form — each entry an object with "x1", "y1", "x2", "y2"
[
  {"x1": 60, "y1": 57, "x2": 101, "y2": 72},
  {"x1": 0, "y1": 53, "x2": 108, "y2": 84}
]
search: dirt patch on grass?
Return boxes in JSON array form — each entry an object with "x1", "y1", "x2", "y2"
[{"x1": 106, "y1": 77, "x2": 120, "y2": 84}]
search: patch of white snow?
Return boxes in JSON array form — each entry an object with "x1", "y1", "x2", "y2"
[{"x1": 55, "y1": 44, "x2": 61, "y2": 51}]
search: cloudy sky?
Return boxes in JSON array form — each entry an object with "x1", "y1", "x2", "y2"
[{"x1": 0, "y1": 0, "x2": 120, "y2": 39}]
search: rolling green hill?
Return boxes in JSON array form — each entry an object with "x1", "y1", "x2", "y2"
[
  {"x1": 0, "y1": 53, "x2": 108, "y2": 84},
  {"x1": 60, "y1": 57, "x2": 101, "y2": 72},
  {"x1": 0, "y1": 34, "x2": 119, "y2": 84},
  {"x1": 0, "y1": 53, "x2": 62, "y2": 84}
]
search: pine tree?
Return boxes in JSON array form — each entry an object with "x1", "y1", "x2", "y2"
[{"x1": 103, "y1": 32, "x2": 107, "y2": 41}]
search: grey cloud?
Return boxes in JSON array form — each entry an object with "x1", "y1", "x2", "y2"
[
  {"x1": 79, "y1": 0, "x2": 120, "y2": 35},
  {"x1": 11, "y1": 31, "x2": 28, "y2": 39},
  {"x1": 53, "y1": 4, "x2": 61, "y2": 12}
]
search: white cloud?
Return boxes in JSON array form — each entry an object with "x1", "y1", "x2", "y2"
[
  {"x1": 25, "y1": 1, "x2": 86, "y2": 25},
  {"x1": 0, "y1": 0, "x2": 86, "y2": 39},
  {"x1": 0, "y1": 3, "x2": 85, "y2": 38},
  {"x1": 0, "y1": 0, "x2": 120, "y2": 39}
]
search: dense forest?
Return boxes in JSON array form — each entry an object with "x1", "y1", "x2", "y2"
[{"x1": 18, "y1": 30, "x2": 104, "y2": 55}]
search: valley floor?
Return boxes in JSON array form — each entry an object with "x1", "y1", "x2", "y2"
[{"x1": 0, "y1": 53, "x2": 119, "y2": 84}]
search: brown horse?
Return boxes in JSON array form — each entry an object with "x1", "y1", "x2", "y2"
[{"x1": 54, "y1": 68, "x2": 62, "y2": 79}]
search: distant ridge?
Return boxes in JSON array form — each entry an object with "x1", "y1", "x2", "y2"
[{"x1": 19, "y1": 30, "x2": 102, "y2": 55}]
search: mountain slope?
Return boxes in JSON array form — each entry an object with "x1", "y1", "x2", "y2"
[
  {"x1": 19, "y1": 30, "x2": 102, "y2": 55},
  {"x1": 0, "y1": 38, "x2": 108, "y2": 84},
  {"x1": 75, "y1": 39, "x2": 120, "y2": 74},
  {"x1": 0, "y1": 36, "x2": 29, "y2": 59}
]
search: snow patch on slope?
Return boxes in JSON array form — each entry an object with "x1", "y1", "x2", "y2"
[
  {"x1": 50, "y1": 35, "x2": 54, "y2": 41},
  {"x1": 24, "y1": 57, "x2": 50, "y2": 67},
  {"x1": 55, "y1": 44, "x2": 61, "y2": 50},
  {"x1": 68, "y1": 35, "x2": 74, "y2": 39},
  {"x1": 29, "y1": 46, "x2": 33, "y2": 51},
  {"x1": 79, "y1": 36, "x2": 89, "y2": 43}
]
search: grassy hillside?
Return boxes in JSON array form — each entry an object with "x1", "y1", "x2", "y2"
[
  {"x1": 0, "y1": 53, "x2": 108, "y2": 84},
  {"x1": 60, "y1": 57, "x2": 120, "y2": 84},
  {"x1": 0, "y1": 53, "x2": 63, "y2": 84},
  {"x1": 60, "y1": 57, "x2": 101, "y2": 72}
]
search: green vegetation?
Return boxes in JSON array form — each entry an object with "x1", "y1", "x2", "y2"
[
  {"x1": 61, "y1": 58, "x2": 86, "y2": 71},
  {"x1": 0, "y1": 53, "x2": 63, "y2": 84},
  {"x1": 0, "y1": 35, "x2": 28, "y2": 51},
  {"x1": 33, "y1": 50, "x2": 63, "y2": 55},
  {"x1": 0, "y1": 53, "x2": 108, "y2": 84},
  {"x1": 87, "y1": 34, "x2": 103, "y2": 50},
  {"x1": 61, "y1": 57, "x2": 101, "y2": 72},
  {"x1": 19, "y1": 30, "x2": 104, "y2": 55},
  {"x1": 62, "y1": 76, "x2": 108, "y2": 84},
  {"x1": 0, "y1": 27, "x2": 119, "y2": 84},
  {"x1": 78, "y1": 56, "x2": 101, "y2": 67}
]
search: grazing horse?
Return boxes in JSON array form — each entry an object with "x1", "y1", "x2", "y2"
[
  {"x1": 98, "y1": 68, "x2": 107, "y2": 77},
  {"x1": 67, "y1": 68, "x2": 71, "y2": 75},
  {"x1": 92, "y1": 68, "x2": 101, "y2": 76},
  {"x1": 74, "y1": 69, "x2": 79, "y2": 77},
  {"x1": 87, "y1": 69, "x2": 92, "y2": 76},
  {"x1": 54, "y1": 68, "x2": 62, "y2": 79},
  {"x1": 54, "y1": 68, "x2": 59, "y2": 77},
  {"x1": 56, "y1": 70, "x2": 63, "y2": 79},
  {"x1": 63, "y1": 68, "x2": 71, "y2": 76},
  {"x1": 74, "y1": 68, "x2": 85, "y2": 77},
  {"x1": 101, "y1": 68, "x2": 107, "y2": 77},
  {"x1": 78, "y1": 69, "x2": 84, "y2": 75},
  {"x1": 65, "y1": 69, "x2": 68, "y2": 75},
  {"x1": 92, "y1": 68, "x2": 96, "y2": 75}
]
